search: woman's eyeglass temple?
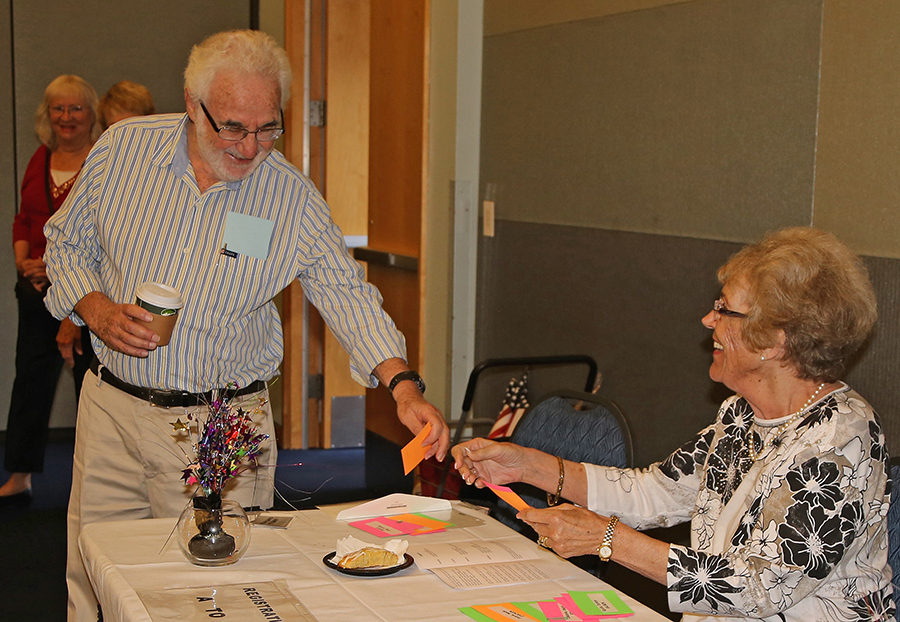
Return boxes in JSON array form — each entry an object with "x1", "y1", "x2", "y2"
[{"x1": 713, "y1": 298, "x2": 747, "y2": 318}]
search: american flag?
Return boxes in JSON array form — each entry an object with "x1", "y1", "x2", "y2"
[{"x1": 487, "y1": 372, "x2": 529, "y2": 439}]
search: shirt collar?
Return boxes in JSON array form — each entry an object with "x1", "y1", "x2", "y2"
[{"x1": 150, "y1": 113, "x2": 243, "y2": 191}]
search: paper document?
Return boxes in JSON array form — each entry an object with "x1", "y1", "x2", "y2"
[
  {"x1": 431, "y1": 560, "x2": 568, "y2": 590},
  {"x1": 410, "y1": 539, "x2": 538, "y2": 569},
  {"x1": 409, "y1": 539, "x2": 573, "y2": 589}
]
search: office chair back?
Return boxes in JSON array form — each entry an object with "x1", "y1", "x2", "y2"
[{"x1": 490, "y1": 389, "x2": 632, "y2": 535}]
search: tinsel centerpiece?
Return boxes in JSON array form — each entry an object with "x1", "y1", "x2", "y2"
[
  {"x1": 176, "y1": 386, "x2": 269, "y2": 499},
  {"x1": 172, "y1": 388, "x2": 269, "y2": 565}
]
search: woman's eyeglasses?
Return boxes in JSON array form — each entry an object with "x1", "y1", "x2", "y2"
[
  {"x1": 50, "y1": 105, "x2": 86, "y2": 117},
  {"x1": 713, "y1": 298, "x2": 747, "y2": 319}
]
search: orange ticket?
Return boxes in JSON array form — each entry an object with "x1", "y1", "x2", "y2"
[
  {"x1": 485, "y1": 483, "x2": 530, "y2": 511},
  {"x1": 401, "y1": 422, "x2": 432, "y2": 475}
]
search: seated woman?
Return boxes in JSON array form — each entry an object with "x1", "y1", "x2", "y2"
[{"x1": 453, "y1": 227, "x2": 893, "y2": 621}]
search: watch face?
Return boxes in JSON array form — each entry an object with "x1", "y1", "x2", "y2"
[{"x1": 598, "y1": 545, "x2": 612, "y2": 560}]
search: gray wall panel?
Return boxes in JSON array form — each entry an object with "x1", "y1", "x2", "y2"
[
  {"x1": 476, "y1": 221, "x2": 735, "y2": 465},
  {"x1": 476, "y1": 221, "x2": 900, "y2": 465},
  {"x1": 480, "y1": 0, "x2": 822, "y2": 243},
  {"x1": 12, "y1": 0, "x2": 251, "y2": 195}
]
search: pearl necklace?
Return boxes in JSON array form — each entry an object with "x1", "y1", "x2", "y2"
[{"x1": 747, "y1": 383, "x2": 826, "y2": 461}]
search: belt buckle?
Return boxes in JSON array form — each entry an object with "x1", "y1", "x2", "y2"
[{"x1": 147, "y1": 388, "x2": 184, "y2": 408}]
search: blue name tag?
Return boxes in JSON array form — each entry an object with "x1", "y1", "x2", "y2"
[{"x1": 220, "y1": 212, "x2": 275, "y2": 260}]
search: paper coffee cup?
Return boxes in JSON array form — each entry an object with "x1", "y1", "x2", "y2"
[{"x1": 135, "y1": 282, "x2": 184, "y2": 347}]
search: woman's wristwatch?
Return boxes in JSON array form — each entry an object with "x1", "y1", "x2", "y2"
[{"x1": 597, "y1": 515, "x2": 619, "y2": 562}]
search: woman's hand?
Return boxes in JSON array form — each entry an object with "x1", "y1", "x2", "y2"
[
  {"x1": 56, "y1": 318, "x2": 83, "y2": 367},
  {"x1": 451, "y1": 438, "x2": 530, "y2": 487},
  {"x1": 19, "y1": 257, "x2": 49, "y2": 291},
  {"x1": 519, "y1": 504, "x2": 609, "y2": 558}
]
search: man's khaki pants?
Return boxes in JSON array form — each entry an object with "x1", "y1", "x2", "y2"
[{"x1": 66, "y1": 370, "x2": 276, "y2": 622}]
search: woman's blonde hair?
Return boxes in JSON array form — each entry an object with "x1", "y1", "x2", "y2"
[
  {"x1": 98, "y1": 80, "x2": 155, "y2": 129},
  {"x1": 35, "y1": 75, "x2": 101, "y2": 149},
  {"x1": 718, "y1": 227, "x2": 877, "y2": 382}
]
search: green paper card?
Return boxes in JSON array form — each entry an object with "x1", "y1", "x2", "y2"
[
  {"x1": 567, "y1": 591, "x2": 633, "y2": 616},
  {"x1": 511, "y1": 602, "x2": 551, "y2": 622},
  {"x1": 460, "y1": 607, "x2": 510, "y2": 622}
]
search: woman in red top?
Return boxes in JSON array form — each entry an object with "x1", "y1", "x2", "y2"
[{"x1": 1, "y1": 75, "x2": 101, "y2": 506}]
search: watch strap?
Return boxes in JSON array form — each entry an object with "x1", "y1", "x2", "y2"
[
  {"x1": 388, "y1": 370, "x2": 426, "y2": 395},
  {"x1": 597, "y1": 515, "x2": 619, "y2": 562}
]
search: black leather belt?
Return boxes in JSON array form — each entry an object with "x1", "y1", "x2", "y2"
[{"x1": 89, "y1": 358, "x2": 266, "y2": 408}]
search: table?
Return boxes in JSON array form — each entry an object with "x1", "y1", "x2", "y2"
[{"x1": 80, "y1": 502, "x2": 671, "y2": 621}]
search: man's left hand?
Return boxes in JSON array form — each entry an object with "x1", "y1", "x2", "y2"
[{"x1": 392, "y1": 382, "x2": 450, "y2": 461}]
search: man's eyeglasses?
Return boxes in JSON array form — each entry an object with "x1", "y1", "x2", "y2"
[
  {"x1": 713, "y1": 298, "x2": 747, "y2": 319},
  {"x1": 199, "y1": 101, "x2": 284, "y2": 142},
  {"x1": 50, "y1": 104, "x2": 86, "y2": 117}
]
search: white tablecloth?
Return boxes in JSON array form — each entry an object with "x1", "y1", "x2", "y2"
[{"x1": 80, "y1": 502, "x2": 671, "y2": 621}]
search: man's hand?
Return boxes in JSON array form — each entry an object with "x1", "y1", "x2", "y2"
[
  {"x1": 374, "y1": 358, "x2": 450, "y2": 461},
  {"x1": 74, "y1": 292, "x2": 159, "y2": 357},
  {"x1": 56, "y1": 318, "x2": 83, "y2": 367},
  {"x1": 393, "y1": 382, "x2": 450, "y2": 461}
]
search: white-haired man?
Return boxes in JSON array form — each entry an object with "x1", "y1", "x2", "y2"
[{"x1": 43, "y1": 30, "x2": 449, "y2": 622}]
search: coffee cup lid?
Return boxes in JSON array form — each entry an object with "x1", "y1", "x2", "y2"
[{"x1": 136, "y1": 282, "x2": 185, "y2": 309}]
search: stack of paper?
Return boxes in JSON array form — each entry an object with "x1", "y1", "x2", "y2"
[
  {"x1": 461, "y1": 590, "x2": 634, "y2": 621},
  {"x1": 408, "y1": 540, "x2": 575, "y2": 590}
]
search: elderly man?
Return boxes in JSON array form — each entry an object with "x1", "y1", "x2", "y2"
[{"x1": 43, "y1": 30, "x2": 449, "y2": 621}]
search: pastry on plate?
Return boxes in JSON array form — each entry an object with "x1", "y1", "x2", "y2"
[
  {"x1": 337, "y1": 546, "x2": 400, "y2": 569},
  {"x1": 334, "y1": 535, "x2": 409, "y2": 569}
]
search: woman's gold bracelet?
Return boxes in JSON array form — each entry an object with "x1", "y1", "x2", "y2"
[{"x1": 547, "y1": 455, "x2": 565, "y2": 506}]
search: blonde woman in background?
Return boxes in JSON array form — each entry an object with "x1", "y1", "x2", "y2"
[{"x1": 1, "y1": 75, "x2": 100, "y2": 507}]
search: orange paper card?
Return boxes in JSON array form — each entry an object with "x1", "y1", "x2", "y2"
[
  {"x1": 485, "y1": 483, "x2": 531, "y2": 511},
  {"x1": 401, "y1": 422, "x2": 432, "y2": 475}
]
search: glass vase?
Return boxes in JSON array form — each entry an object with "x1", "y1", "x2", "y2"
[{"x1": 176, "y1": 493, "x2": 251, "y2": 566}]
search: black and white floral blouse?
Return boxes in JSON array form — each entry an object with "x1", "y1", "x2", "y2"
[{"x1": 584, "y1": 383, "x2": 894, "y2": 621}]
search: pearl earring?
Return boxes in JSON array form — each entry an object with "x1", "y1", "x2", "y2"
[{"x1": 760, "y1": 355, "x2": 766, "y2": 361}]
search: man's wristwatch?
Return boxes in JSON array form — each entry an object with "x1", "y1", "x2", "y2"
[
  {"x1": 388, "y1": 370, "x2": 426, "y2": 395},
  {"x1": 597, "y1": 515, "x2": 619, "y2": 562}
]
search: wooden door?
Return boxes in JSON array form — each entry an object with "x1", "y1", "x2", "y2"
[{"x1": 281, "y1": 0, "x2": 428, "y2": 449}]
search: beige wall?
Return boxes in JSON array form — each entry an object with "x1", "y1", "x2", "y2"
[
  {"x1": 485, "y1": 0, "x2": 687, "y2": 35},
  {"x1": 481, "y1": 0, "x2": 823, "y2": 244},
  {"x1": 483, "y1": 0, "x2": 900, "y2": 259},
  {"x1": 814, "y1": 0, "x2": 900, "y2": 258}
]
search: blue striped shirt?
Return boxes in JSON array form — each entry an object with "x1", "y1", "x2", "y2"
[{"x1": 44, "y1": 113, "x2": 406, "y2": 392}]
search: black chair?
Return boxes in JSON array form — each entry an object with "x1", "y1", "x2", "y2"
[
  {"x1": 436, "y1": 355, "x2": 600, "y2": 498},
  {"x1": 888, "y1": 458, "x2": 900, "y2": 620},
  {"x1": 489, "y1": 389, "x2": 632, "y2": 577}
]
